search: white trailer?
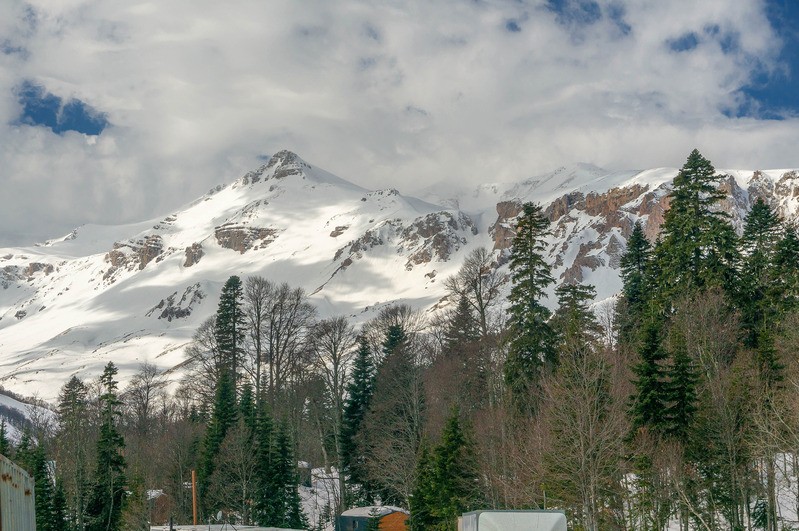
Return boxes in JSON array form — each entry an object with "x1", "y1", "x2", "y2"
[{"x1": 461, "y1": 510, "x2": 567, "y2": 531}]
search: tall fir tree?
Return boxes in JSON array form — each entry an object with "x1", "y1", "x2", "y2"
[
  {"x1": 629, "y1": 320, "x2": 669, "y2": 434},
  {"x1": 663, "y1": 330, "x2": 698, "y2": 442},
  {"x1": 31, "y1": 444, "x2": 56, "y2": 531},
  {"x1": 215, "y1": 275, "x2": 247, "y2": 388},
  {"x1": 618, "y1": 221, "x2": 653, "y2": 343},
  {"x1": 409, "y1": 440, "x2": 437, "y2": 531},
  {"x1": 85, "y1": 362, "x2": 127, "y2": 531},
  {"x1": 56, "y1": 375, "x2": 91, "y2": 531},
  {"x1": 430, "y1": 408, "x2": 481, "y2": 528},
  {"x1": 265, "y1": 423, "x2": 309, "y2": 529},
  {"x1": 504, "y1": 202, "x2": 555, "y2": 412},
  {"x1": 252, "y1": 402, "x2": 276, "y2": 525},
  {"x1": 654, "y1": 149, "x2": 737, "y2": 301},
  {"x1": 442, "y1": 295, "x2": 480, "y2": 355},
  {"x1": 340, "y1": 335, "x2": 376, "y2": 505},
  {"x1": 738, "y1": 197, "x2": 783, "y2": 348},
  {"x1": 775, "y1": 223, "x2": 799, "y2": 312},
  {"x1": 200, "y1": 368, "x2": 238, "y2": 510},
  {"x1": 550, "y1": 282, "x2": 601, "y2": 357}
]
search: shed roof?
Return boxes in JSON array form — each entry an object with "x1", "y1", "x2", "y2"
[{"x1": 340, "y1": 505, "x2": 409, "y2": 517}]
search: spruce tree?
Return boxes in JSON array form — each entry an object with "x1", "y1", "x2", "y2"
[
  {"x1": 654, "y1": 149, "x2": 737, "y2": 300},
  {"x1": 239, "y1": 382, "x2": 257, "y2": 435},
  {"x1": 431, "y1": 408, "x2": 481, "y2": 527},
  {"x1": 618, "y1": 221, "x2": 652, "y2": 342},
  {"x1": 443, "y1": 295, "x2": 480, "y2": 355},
  {"x1": 252, "y1": 403, "x2": 276, "y2": 525},
  {"x1": 775, "y1": 223, "x2": 799, "y2": 312},
  {"x1": 340, "y1": 335, "x2": 375, "y2": 504},
  {"x1": 56, "y1": 375, "x2": 90, "y2": 530},
  {"x1": 200, "y1": 368, "x2": 238, "y2": 509},
  {"x1": 267, "y1": 423, "x2": 309, "y2": 529},
  {"x1": 504, "y1": 202, "x2": 555, "y2": 412},
  {"x1": 85, "y1": 362, "x2": 127, "y2": 531},
  {"x1": 663, "y1": 330, "x2": 698, "y2": 442},
  {"x1": 738, "y1": 198, "x2": 783, "y2": 347},
  {"x1": 630, "y1": 321, "x2": 669, "y2": 434},
  {"x1": 409, "y1": 441, "x2": 437, "y2": 531},
  {"x1": 215, "y1": 275, "x2": 247, "y2": 387},
  {"x1": 550, "y1": 282, "x2": 600, "y2": 357},
  {"x1": 31, "y1": 444, "x2": 56, "y2": 531}
]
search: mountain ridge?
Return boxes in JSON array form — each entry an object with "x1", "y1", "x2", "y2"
[{"x1": 1, "y1": 150, "x2": 798, "y2": 402}]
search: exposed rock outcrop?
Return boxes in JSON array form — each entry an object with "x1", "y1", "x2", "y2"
[
  {"x1": 184, "y1": 243, "x2": 204, "y2": 267},
  {"x1": 146, "y1": 283, "x2": 205, "y2": 321},
  {"x1": 215, "y1": 224, "x2": 280, "y2": 253}
]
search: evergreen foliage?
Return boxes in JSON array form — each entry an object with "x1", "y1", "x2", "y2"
[
  {"x1": 550, "y1": 282, "x2": 601, "y2": 356},
  {"x1": 0, "y1": 419, "x2": 9, "y2": 456},
  {"x1": 618, "y1": 221, "x2": 652, "y2": 342},
  {"x1": 215, "y1": 275, "x2": 247, "y2": 386},
  {"x1": 340, "y1": 335, "x2": 376, "y2": 504},
  {"x1": 663, "y1": 330, "x2": 698, "y2": 441},
  {"x1": 85, "y1": 362, "x2": 127, "y2": 531},
  {"x1": 265, "y1": 423, "x2": 309, "y2": 529},
  {"x1": 654, "y1": 149, "x2": 737, "y2": 300},
  {"x1": 201, "y1": 368, "x2": 238, "y2": 509},
  {"x1": 505, "y1": 202, "x2": 555, "y2": 411},
  {"x1": 409, "y1": 441, "x2": 436, "y2": 531},
  {"x1": 443, "y1": 295, "x2": 480, "y2": 355},
  {"x1": 630, "y1": 321, "x2": 669, "y2": 434}
]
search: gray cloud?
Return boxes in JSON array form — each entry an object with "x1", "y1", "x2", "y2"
[{"x1": 0, "y1": 0, "x2": 795, "y2": 244}]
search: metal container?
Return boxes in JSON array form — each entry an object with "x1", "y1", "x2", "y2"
[{"x1": 0, "y1": 454, "x2": 36, "y2": 531}]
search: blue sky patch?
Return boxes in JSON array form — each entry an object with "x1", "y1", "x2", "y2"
[
  {"x1": 547, "y1": 0, "x2": 602, "y2": 27},
  {"x1": 505, "y1": 19, "x2": 522, "y2": 33},
  {"x1": 667, "y1": 32, "x2": 699, "y2": 52},
  {"x1": 15, "y1": 81, "x2": 108, "y2": 135},
  {"x1": 737, "y1": 0, "x2": 799, "y2": 119}
]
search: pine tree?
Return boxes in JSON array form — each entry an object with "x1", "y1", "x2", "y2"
[
  {"x1": 550, "y1": 282, "x2": 600, "y2": 357},
  {"x1": 200, "y1": 368, "x2": 238, "y2": 509},
  {"x1": 630, "y1": 321, "x2": 669, "y2": 434},
  {"x1": 252, "y1": 403, "x2": 276, "y2": 525},
  {"x1": 56, "y1": 375, "x2": 91, "y2": 531},
  {"x1": 505, "y1": 202, "x2": 555, "y2": 412},
  {"x1": 51, "y1": 480, "x2": 68, "y2": 531},
  {"x1": 431, "y1": 408, "x2": 481, "y2": 527},
  {"x1": 239, "y1": 382, "x2": 257, "y2": 435},
  {"x1": 618, "y1": 221, "x2": 652, "y2": 343},
  {"x1": 663, "y1": 330, "x2": 698, "y2": 442},
  {"x1": 775, "y1": 223, "x2": 799, "y2": 312},
  {"x1": 340, "y1": 335, "x2": 376, "y2": 504},
  {"x1": 409, "y1": 441, "x2": 437, "y2": 531},
  {"x1": 382, "y1": 324, "x2": 408, "y2": 359},
  {"x1": 655, "y1": 149, "x2": 737, "y2": 300},
  {"x1": 85, "y1": 362, "x2": 127, "y2": 531},
  {"x1": 266, "y1": 423, "x2": 309, "y2": 529},
  {"x1": 215, "y1": 275, "x2": 247, "y2": 387},
  {"x1": 738, "y1": 198, "x2": 783, "y2": 348},
  {"x1": 31, "y1": 444, "x2": 56, "y2": 531},
  {"x1": 443, "y1": 295, "x2": 480, "y2": 355}
]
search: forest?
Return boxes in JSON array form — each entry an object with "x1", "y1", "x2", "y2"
[{"x1": 3, "y1": 149, "x2": 799, "y2": 531}]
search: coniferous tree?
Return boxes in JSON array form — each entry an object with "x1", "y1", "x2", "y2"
[
  {"x1": 505, "y1": 202, "x2": 555, "y2": 411},
  {"x1": 409, "y1": 441, "x2": 437, "y2": 531},
  {"x1": 618, "y1": 221, "x2": 652, "y2": 342},
  {"x1": 430, "y1": 408, "x2": 481, "y2": 527},
  {"x1": 56, "y1": 375, "x2": 91, "y2": 530},
  {"x1": 630, "y1": 321, "x2": 669, "y2": 434},
  {"x1": 85, "y1": 362, "x2": 127, "y2": 531},
  {"x1": 252, "y1": 403, "x2": 276, "y2": 525},
  {"x1": 239, "y1": 382, "x2": 257, "y2": 435},
  {"x1": 738, "y1": 198, "x2": 783, "y2": 348},
  {"x1": 550, "y1": 282, "x2": 600, "y2": 357},
  {"x1": 775, "y1": 223, "x2": 799, "y2": 311},
  {"x1": 654, "y1": 149, "x2": 737, "y2": 300},
  {"x1": 215, "y1": 275, "x2": 247, "y2": 387},
  {"x1": 443, "y1": 295, "x2": 480, "y2": 355},
  {"x1": 30, "y1": 444, "x2": 56, "y2": 531},
  {"x1": 663, "y1": 331, "x2": 698, "y2": 442},
  {"x1": 265, "y1": 424, "x2": 308, "y2": 529},
  {"x1": 200, "y1": 368, "x2": 238, "y2": 509},
  {"x1": 340, "y1": 336, "x2": 376, "y2": 504}
]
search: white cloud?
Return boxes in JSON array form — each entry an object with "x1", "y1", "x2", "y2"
[{"x1": 0, "y1": 0, "x2": 795, "y2": 244}]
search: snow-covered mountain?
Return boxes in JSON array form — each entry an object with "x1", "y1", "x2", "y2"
[{"x1": 2, "y1": 150, "x2": 798, "y2": 402}]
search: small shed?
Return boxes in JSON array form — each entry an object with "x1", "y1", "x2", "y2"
[
  {"x1": 337, "y1": 506, "x2": 409, "y2": 531},
  {"x1": 461, "y1": 510, "x2": 567, "y2": 531},
  {"x1": 0, "y1": 453, "x2": 36, "y2": 531}
]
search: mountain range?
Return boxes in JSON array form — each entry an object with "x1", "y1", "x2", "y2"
[{"x1": 1, "y1": 150, "x2": 798, "y2": 403}]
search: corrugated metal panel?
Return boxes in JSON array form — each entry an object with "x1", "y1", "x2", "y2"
[{"x1": 0, "y1": 454, "x2": 36, "y2": 531}]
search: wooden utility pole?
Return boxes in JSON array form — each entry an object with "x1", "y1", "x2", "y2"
[{"x1": 192, "y1": 469, "x2": 198, "y2": 526}]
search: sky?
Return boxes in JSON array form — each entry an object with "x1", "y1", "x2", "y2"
[{"x1": 1, "y1": 0, "x2": 798, "y2": 245}]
